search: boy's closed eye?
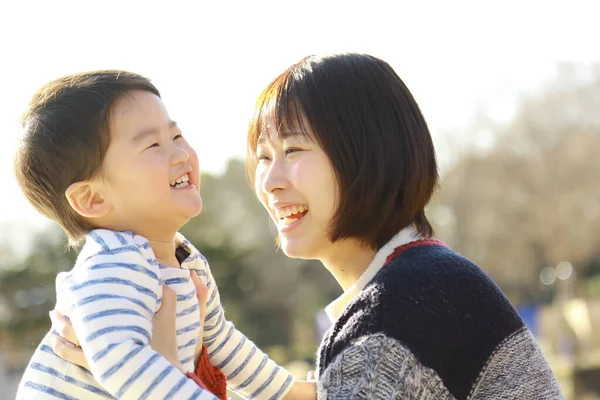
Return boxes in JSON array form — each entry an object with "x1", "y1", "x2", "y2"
[{"x1": 146, "y1": 135, "x2": 184, "y2": 150}]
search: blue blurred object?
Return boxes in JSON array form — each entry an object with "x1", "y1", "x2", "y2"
[{"x1": 517, "y1": 304, "x2": 538, "y2": 337}]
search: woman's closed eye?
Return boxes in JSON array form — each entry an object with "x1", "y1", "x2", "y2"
[
  {"x1": 284, "y1": 147, "x2": 303, "y2": 156},
  {"x1": 257, "y1": 154, "x2": 271, "y2": 162}
]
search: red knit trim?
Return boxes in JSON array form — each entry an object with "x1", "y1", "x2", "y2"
[
  {"x1": 384, "y1": 239, "x2": 447, "y2": 266},
  {"x1": 192, "y1": 345, "x2": 228, "y2": 400}
]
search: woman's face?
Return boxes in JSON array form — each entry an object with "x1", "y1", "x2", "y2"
[{"x1": 254, "y1": 127, "x2": 338, "y2": 260}]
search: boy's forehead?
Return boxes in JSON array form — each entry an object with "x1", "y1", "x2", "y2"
[
  {"x1": 112, "y1": 91, "x2": 165, "y2": 119},
  {"x1": 109, "y1": 91, "x2": 169, "y2": 137}
]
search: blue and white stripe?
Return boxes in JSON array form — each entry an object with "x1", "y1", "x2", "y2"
[
  {"x1": 175, "y1": 232, "x2": 294, "y2": 399},
  {"x1": 16, "y1": 229, "x2": 294, "y2": 400},
  {"x1": 17, "y1": 229, "x2": 216, "y2": 399}
]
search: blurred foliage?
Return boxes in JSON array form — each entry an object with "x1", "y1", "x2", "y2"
[
  {"x1": 431, "y1": 63, "x2": 600, "y2": 306},
  {"x1": 1, "y1": 64, "x2": 599, "y2": 381}
]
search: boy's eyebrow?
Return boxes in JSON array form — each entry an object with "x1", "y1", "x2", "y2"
[{"x1": 131, "y1": 120, "x2": 178, "y2": 143}]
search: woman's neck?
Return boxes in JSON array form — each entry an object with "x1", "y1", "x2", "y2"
[{"x1": 320, "y1": 239, "x2": 377, "y2": 292}]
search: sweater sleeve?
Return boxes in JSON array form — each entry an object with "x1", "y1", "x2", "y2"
[
  {"x1": 317, "y1": 331, "x2": 563, "y2": 400},
  {"x1": 193, "y1": 257, "x2": 294, "y2": 400},
  {"x1": 317, "y1": 333, "x2": 454, "y2": 400},
  {"x1": 57, "y1": 230, "x2": 218, "y2": 400},
  {"x1": 317, "y1": 244, "x2": 563, "y2": 399}
]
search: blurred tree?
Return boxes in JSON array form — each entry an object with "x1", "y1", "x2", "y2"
[
  {"x1": 432, "y1": 64, "x2": 600, "y2": 305},
  {"x1": 0, "y1": 227, "x2": 75, "y2": 369},
  {"x1": 8, "y1": 64, "x2": 599, "y2": 371}
]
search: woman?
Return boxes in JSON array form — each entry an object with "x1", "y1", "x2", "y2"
[{"x1": 53, "y1": 53, "x2": 563, "y2": 399}]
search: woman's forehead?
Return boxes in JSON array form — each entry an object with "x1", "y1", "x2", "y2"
[{"x1": 257, "y1": 127, "x2": 311, "y2": 146}]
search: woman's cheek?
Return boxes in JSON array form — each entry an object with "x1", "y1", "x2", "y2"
[{"x1": 254, "y1": 171, "x2": 269, "y2": 207}]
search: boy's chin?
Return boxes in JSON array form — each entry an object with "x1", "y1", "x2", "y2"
[
  {"x1": 177, "y1": 204, "x2": 203, "y2": 225},
  {"x1": 177, "y1": 197, "x2": 203, "y2": 218}
]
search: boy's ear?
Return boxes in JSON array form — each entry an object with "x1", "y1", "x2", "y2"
[{"x1": 65, "y1": 180, "x2": 111, "y2": 219}]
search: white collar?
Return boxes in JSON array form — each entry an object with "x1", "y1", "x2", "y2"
[{"x1": 324, "y1": 226, "x2": 421, "y2": 322}]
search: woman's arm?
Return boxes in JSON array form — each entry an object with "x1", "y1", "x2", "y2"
[
  {"x1": 51, "y1": 270, "x2": 230, "y2": 398},
  {"x1": 54, "y1": 230, "x2": 217, "y2": 399},
  {"x1": 50, "y1": 283, "x2": 192, "y2": 373}
]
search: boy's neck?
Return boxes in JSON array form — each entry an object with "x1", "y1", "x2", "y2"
[{"x1": 147, "y1": 237, "x2": 180, "y2": 269}]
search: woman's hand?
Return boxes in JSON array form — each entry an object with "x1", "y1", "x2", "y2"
[
  {"x1": 147, "y1": 284, "x2": 185, "y2": 372},
  {"x1": 50, "y1": 271, "x2": 208, "y2": 372}
]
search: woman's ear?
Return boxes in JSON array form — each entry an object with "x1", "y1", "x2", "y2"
[{"x1": 65, "y1": 181, "x2": 111, "y2": 219}]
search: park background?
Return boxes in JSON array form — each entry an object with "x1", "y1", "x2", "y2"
[{"x1": 1, "y1": 1, "x2": 599, "y2": 398}]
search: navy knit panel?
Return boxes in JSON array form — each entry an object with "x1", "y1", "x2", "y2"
[{"x1": 318, "y1": 244, "x2": 525, "y2": 399}]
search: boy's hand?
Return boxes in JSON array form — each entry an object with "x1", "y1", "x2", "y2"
[{"x1": 283, "y1": 381, "x2": 317, "y2": 400}]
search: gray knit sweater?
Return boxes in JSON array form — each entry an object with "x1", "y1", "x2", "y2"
[{"x1": 316, "y1": 240, "x2": 563, "y2": 399}]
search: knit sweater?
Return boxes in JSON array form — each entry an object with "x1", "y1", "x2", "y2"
[
  {"x1": 316, "y1": 233, "x2": 563, "y2": 399},
  {"x1": 17, "y1": 229, "x2": 293, "y2": 400}
]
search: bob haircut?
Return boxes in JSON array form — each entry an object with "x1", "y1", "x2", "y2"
[
  {"x1": 15, "y1": 70, "x2": 160, "y2": 246},
  {"x1": 247, "y1": 53, "x2": 439, "y2": 250}
]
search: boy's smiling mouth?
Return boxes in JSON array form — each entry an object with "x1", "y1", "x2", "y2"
[{"x1": 170, "y1": 173, "x2": 190, "y2": 189}]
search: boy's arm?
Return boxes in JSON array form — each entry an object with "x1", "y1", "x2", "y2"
[
  {"x1": 193, "y1": 260, "x2": 295, "y2": 400},
  {"x1": 59, "y1": 231, "x2": 218, "y2": 400}
]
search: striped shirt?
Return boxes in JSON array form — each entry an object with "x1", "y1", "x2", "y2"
[{"x1": 17, "y1": 229, "x2": 294, "y2": 399}]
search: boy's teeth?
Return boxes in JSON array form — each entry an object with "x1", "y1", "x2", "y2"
[{"x1": 170, "y1": 174, "x2": 189, "y2": 186}]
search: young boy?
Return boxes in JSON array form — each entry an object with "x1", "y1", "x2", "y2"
[{"x1": 14, "y1": 71, "x2": 298, "y2": 399}]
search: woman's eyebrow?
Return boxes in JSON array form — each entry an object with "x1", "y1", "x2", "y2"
[
  {"x1": 257, "y1": 129, "x2": 308, "y2": 147},
  {"x1": 281, "y1": 130, "x2": 313, "y2": 143}
]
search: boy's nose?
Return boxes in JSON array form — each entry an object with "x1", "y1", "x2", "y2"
[{"x1": 171, "y1": 144, "x2": 189, "y2": 164}]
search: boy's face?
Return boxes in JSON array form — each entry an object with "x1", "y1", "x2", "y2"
[{"x1": 99, "y1": 90, "x2": 202, "y2": 239}]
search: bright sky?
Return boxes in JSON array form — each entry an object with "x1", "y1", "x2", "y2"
[{"x1": 1, "y1": 0, "x2": 599, "y2": 252}]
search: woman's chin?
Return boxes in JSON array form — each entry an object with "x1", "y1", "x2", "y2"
[{"x1": 279, "y1": 239, "x2": 313, "y2": 260}]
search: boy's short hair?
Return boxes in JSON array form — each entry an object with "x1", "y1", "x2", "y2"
[
  {"x1": 14, "y1": 70, "x2": 160, "y2": 245},
  {"x1": 247, "y1": 53, "x2": 439, "y2": 250}
]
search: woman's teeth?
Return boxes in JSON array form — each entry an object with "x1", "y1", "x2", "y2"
[
  {"x1": 282, "y1": 217, "x2": 300, "y2": 226},
  {"x1": 277, "y1": 205, "x2": 309, "y2": 225}
]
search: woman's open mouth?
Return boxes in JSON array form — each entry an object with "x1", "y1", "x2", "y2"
[{"x1": 275, "y1": 205, "x2": 309, "y2": 230}]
